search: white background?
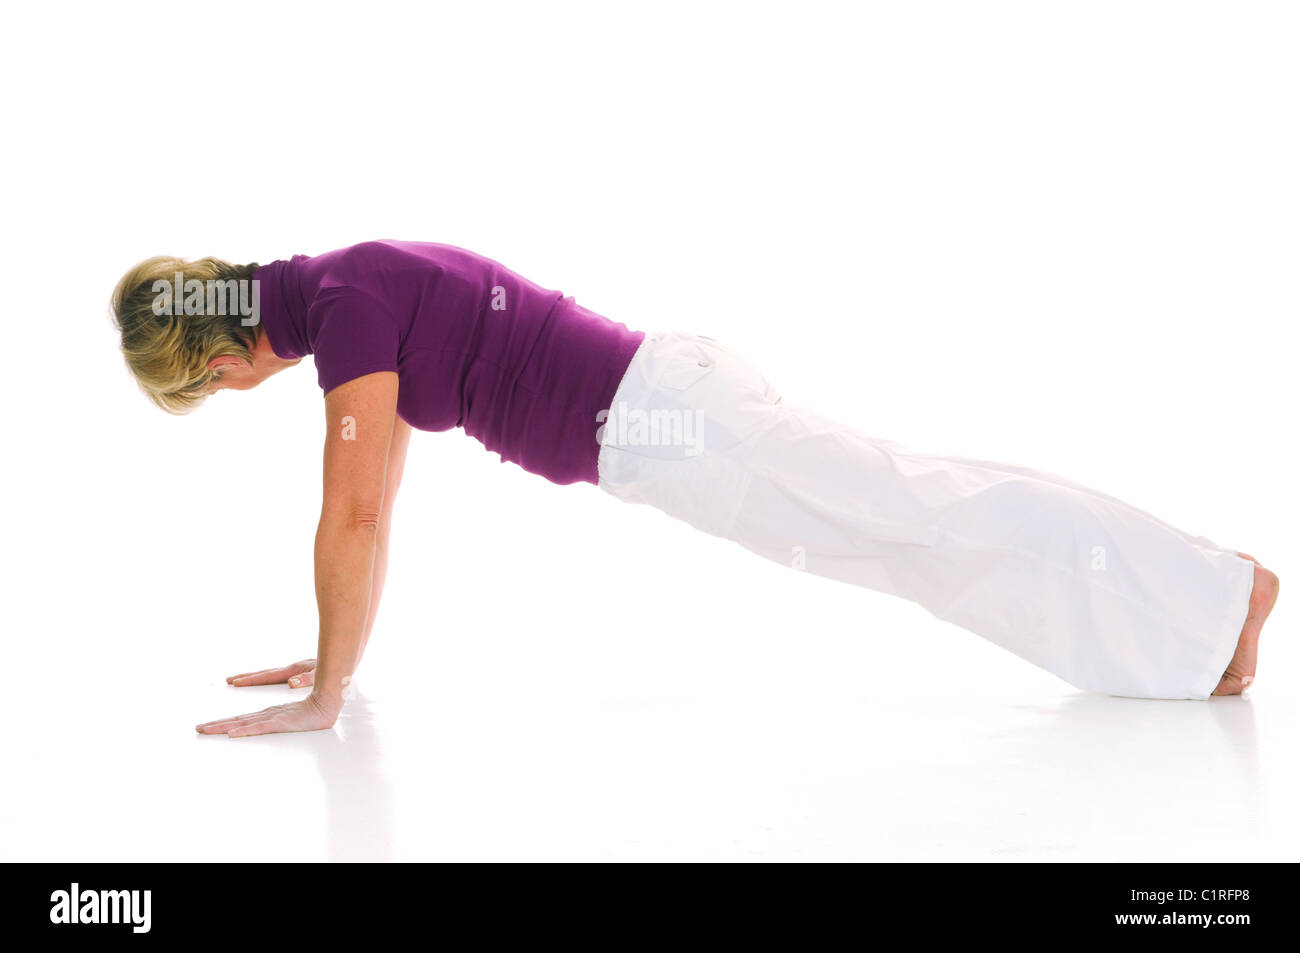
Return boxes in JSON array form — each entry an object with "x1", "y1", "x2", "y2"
[{"x1": 1, "y1": 1, "x2": 1294, "y2": 860}]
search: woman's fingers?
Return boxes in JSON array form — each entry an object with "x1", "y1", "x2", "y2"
[
  {"x1": 196, "y1": 704, "x2": 291, "y2": 733},
  {"x1": 226, "y1": 660, "x2": 315, "y2": 686},
  {"x1": 226, "y1": 666, "x2": 284, "y2": 682},
  {"x1": 287, "y1": 670, "x2": 315, "y2": 688},
  {"x1": 196, "y1": 720, "x2": 238, "y2": 733},
  {"x1": 227, "y1": 719, "x2": 282, "y2": 738},
  {"x1": 227, "y1": 666, "x2": 293, "y2": 686},
  {"x1": 196, "y1": 715, "x2": 262, "y2": 733}
]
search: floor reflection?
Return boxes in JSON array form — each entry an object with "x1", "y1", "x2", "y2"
[
  {"x1": 985, "y1": 691, "x2": 1264, "y2": 855},
  {"x1": 268, "y1": 689, "x2": 397, "y2": 861}
]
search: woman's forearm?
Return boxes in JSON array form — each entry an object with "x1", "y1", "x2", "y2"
[
  {"x1": 355, "y1": 524, "x2": 391, "y2": 667},
  {"x1": 354, "y1": 417, "x2": 409, "y2": 671},
  {"x1": 311, "y1": 514, "x2": 379, "y2": 707}
]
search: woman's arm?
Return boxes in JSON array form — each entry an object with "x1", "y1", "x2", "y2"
[
  {"x1": 197, "y1": 371, "x2": 399, "y2": 737},
  {"x1": 309, "y1": 371, "x2": 400, "y2": 710},
  {"x1": 223, "y1": 416, "x2": 412, "y2": 692}
]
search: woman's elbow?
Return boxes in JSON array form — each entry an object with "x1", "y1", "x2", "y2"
[{"x1": 320, "y1": 501, "x2": 384, "y2": 534}]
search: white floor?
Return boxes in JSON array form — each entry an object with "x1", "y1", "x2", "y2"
[{"x1": 4, "y1": 493, "x2": 1293, "y2": 862}]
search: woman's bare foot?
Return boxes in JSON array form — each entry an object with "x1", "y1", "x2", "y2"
[{"x1": 1212, "y1": 553, "x2": 1280, "y2": 696}]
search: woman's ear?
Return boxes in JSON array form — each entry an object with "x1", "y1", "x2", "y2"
[{"x1": 207, "y1": 355, "x2": 249, "y2": 372}]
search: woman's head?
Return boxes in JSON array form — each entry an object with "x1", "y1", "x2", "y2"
[{"x1": 111, "y1": 255, "x2": 266, "y2": 413}]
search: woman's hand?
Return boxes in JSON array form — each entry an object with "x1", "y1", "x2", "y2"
[
  {"x1": 195, "y1": 692, "x2": 341, "y2": 738},
  {"x1": 226, "y1": 659, "x2": 317, "y2": 689}
]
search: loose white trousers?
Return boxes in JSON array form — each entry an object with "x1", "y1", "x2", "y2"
[{"x1": 596, "y1": 331, "x2": 1255, "y2": 699}]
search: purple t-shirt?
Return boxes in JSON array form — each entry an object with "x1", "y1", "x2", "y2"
[{"x1": 253, "y1": 240, "x2": 644, "y2": 486}]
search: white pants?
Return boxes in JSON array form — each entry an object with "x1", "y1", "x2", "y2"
[{"x1": 596, "y1": 330, "x2": 1255, "y2": 699}]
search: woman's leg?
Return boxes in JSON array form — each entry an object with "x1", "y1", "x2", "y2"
[{"x1": 597, "y1": 331, "x2": 1275, "y2": 700}]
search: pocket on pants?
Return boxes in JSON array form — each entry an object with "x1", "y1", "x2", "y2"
[
  {"x1": 685, "y1": 333, "x2": 781, "y2": 406},
  {"x1": 657, "y1": 344, "x2": 717, "y2": 391}
]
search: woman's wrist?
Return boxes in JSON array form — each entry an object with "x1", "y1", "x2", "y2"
[{"x1": 308, "y1": 674, "x2": 352, "y2": 716}]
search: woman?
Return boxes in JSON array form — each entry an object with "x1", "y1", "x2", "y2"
[{"x1": 111, "y1": 240, "x2": 1279, "y2": 737}]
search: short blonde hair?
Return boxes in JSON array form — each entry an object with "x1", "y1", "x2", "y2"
[{"x1": 111, "y1": 255, "x2": 261, "y2": 413}]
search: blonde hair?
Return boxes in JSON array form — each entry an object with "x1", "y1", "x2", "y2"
[{"x1": 111, "y1": 255, "x2": 261, "y2": 413}]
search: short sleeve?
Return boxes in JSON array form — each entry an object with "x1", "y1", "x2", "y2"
[{"x1": 308, "y1": 289, "x2": 401, "y2": 395}]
